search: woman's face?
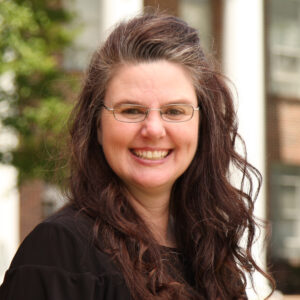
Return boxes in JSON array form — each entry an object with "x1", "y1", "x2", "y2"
[{"x1": 98, "y1": 60, "x2": 199, "y2": 196}]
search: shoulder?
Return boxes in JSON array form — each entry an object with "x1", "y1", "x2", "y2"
[
  {"x1": 0, "y1": 205, "x2": 131, "y2": 300},
  {"x1": 10, "y1": 205, "x2": 116, "y2": 275}
]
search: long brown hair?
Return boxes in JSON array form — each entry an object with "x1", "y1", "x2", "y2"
[{"x1": 68, "y1": 12, "x2": 274, "y2": 299}]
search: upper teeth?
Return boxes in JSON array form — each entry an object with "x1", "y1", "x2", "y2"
[{"x1": 133, "y1": 150, "x2": 169, "y2": 160}]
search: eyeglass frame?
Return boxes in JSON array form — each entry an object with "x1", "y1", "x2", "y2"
[{"x1": 101, "y1": 103, "x2": 200, "y2": 123}]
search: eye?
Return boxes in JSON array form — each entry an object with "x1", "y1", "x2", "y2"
[
  {"x1": 120, "y1": 107, "x2": 144, "y2": 115},
  {"x1": 163, "y1": 106, "x2": 186, "y2": 116},
  {"x1": 115, "y1": 104, "x2": 147, "y2": 119}
]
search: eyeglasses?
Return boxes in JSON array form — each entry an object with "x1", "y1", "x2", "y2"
[{"x1": 102, "y1": 103, "x2": 199, "y2": 123}]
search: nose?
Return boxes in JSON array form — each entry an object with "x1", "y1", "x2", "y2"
[{"x1": 140, "y1": 109, "x2": 166, "y2": 139}]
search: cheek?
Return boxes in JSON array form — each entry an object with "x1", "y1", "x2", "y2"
[
  {"x1": 177, "y1": 121, "x2": 199, "y2": 148},
  {"x1": 98, "y1": 113, "x2": 114, "y2": 146},
  {"x1": 100, "y1": 120, "x2": 131, "y2": 160},
  {"x1": 100, "y1": 133, "x2": 119, "y2": 173}
]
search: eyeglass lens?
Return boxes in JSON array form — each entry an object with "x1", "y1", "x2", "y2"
[{"x1": 113, "y1": 104, "x2": 195, "y2": 122}]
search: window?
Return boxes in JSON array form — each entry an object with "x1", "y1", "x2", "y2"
[
  {"x1": 270, "y1": 168, "x2": 300, "y2": 264},
  {"x1": 268, "y1": 0, "x2": 300, "y2": 98},
  {"x1": 269, "y1": 165, "x2": 300, "y2": 293},
  {"x1": 179, "y1": 0, "x2": 212, "y2": 52},
  {"x1": 63, "y1": 0, "x2": 102, "y2": 70}
]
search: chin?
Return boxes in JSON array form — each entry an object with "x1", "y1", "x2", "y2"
[{"x1": 134, "y1": 179, "x2": 174, "y2": 191}]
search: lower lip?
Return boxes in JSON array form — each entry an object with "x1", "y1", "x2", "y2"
[{"x1": 130, "y1": 150, "x2": 172, "y2": 165}]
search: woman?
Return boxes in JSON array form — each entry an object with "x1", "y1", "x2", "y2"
[{"x1": 0, "y1": 13, "x2": 274, "y2": 300}]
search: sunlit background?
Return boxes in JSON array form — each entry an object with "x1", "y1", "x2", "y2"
[{"x1": 0, "y1": 0, "x2": 299, "y2": 299}]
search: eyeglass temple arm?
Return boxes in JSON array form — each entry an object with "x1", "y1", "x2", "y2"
[{"x1": 102, "y1": 104, "x2": 114, "y2": 111}]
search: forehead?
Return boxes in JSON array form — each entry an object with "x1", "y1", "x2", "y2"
[{"x1": 104, "y1": 60, "x2": 197, "y2": 106}]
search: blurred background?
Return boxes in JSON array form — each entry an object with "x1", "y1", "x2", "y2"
[{"x1": 0, "y1": 0, "x2": 299, "y2": 298}]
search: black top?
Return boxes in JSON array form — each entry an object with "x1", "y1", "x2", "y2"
[{"x1": 0, "y1": 205, "x2": 192, "y2": 300}]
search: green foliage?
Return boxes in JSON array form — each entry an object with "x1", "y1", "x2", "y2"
[{"x1": 0, "y1": 0, "x2": 78, "y2": 183}]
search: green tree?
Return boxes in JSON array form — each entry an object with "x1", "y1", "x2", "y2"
[{"x1": 0, "y1": 0, "x2": 77, "y2": 183}]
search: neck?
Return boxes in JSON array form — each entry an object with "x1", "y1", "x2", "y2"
[{"x1": 126, "y1": 186, "x2": 176, "y2": 248}]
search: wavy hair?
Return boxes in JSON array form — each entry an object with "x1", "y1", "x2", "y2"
[{"x1": 68, "y1": 12, "x2": 274, "y2": 299}]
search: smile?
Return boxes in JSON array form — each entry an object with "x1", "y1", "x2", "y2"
[{"x1": 131, "y1": 149, "x2": 170, "y2": 160}]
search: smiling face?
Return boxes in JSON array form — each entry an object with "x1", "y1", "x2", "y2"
[{"x1": 98, "y1": 60, "x2": 199, "y2": 197}]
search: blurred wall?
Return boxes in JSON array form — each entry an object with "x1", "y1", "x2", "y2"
[{"x1": 0, "y1": 165, "x2": 18, "y2": 283}]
